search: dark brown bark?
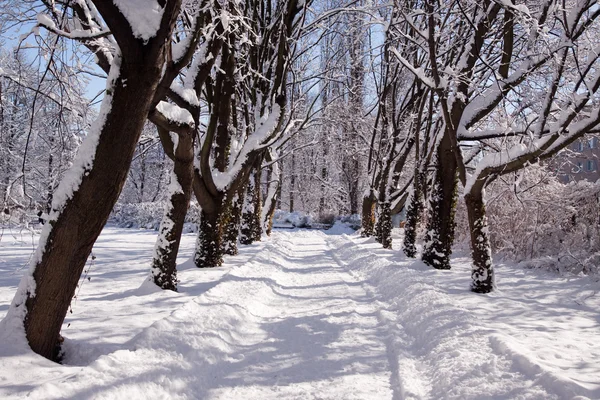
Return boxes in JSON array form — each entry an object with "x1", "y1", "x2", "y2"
[
  {"x1": 361, "y1": 190, "x2": 377, "y2": 237},
  {"x1": 23, "y1": 32, "x2": 177, "y2": 359},
  {"x1": 465, "y1": 186, "x2": 494, "y2": 293}
]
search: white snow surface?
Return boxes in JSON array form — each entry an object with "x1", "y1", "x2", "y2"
[
  {"x1": 0, "y1": 227, "x2": 598, "y2": 399},
  {"x1": 113, "y1": 0, "x2": 164, "y2": 42}
]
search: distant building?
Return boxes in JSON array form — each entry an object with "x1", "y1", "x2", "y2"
[{"x1": 556, "y1": 136, "x2": 600, "y2": 183}]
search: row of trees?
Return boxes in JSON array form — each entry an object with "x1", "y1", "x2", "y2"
[{"x1": 2, "y1": 0, "x2": 600, "y2": 362}]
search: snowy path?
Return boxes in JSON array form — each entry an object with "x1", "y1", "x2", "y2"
[
  {"x1": 1, "y1": 227, "x2": 599, "y2": 399},
  {"x1": 1, "y1": 230, "x2": 399, "y2": 399}
]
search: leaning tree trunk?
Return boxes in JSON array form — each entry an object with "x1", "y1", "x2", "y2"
[
  {"x1": 422, "y1": 136, "x2": 458, "y2": 269},
  {"x1": 465, "y1": 185, "x2": 494, "y2": 293},
  {"x1": 361, "y1": 189, "x2": 377, "y2": 237},
  {"x1": 7, "y1": 50, "x2": 170, "y2": 360},
  {"x1": 150, "y1": 132, "x2": 194, "y2": 291}
]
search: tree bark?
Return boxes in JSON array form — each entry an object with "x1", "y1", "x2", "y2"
[
  {"x1": 375, "y1": 201, "x2": 392, "y2": 249},
  {"x1": 150, "y1": 132, "x2": 194, "y2": 291},
  {"x1": 240, "y1": 165, "x2": 262, "y2": 245},
  {"x1": 403, "y1": 173, "x2": 424, "y2": 258},
  {"x1": 361, "y1": 190, "x2": 377, "y2": 237},
  {"x1": 422, "y1": 136, "x2": 458, "y2": 269},
  {"x1": 194, "y1": 196, "x2": 226, "y2": 268},
  {"x1": 223, "y1": 185, "x2": 245, "y2": 255},
  {"x1": 465, "y1": 186, "x2": 494, "y2": 293}
]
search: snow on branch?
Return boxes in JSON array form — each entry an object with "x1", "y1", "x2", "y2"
[{"x1": 112, "y1": 0, "x2": 165, "y2": 42}]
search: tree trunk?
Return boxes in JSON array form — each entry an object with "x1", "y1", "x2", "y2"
[
  {"x1": 361, "y1": 190, "x2": 377, "y2": 237},
  {"x1": 194, "y1": 198, "x2": 226, "y2": 268},
  {"x1": 251, "y1": 166, "x2": 263, "y2": 241},
  {"x1": 289, "y1": 153, "x2": 295, "y2": 213},
  {"x1": 375, "y1": 201, "x2": 392, "y2": 249},
  {"x1": 11, "y1": 51, "x2": 169, "y2": 360},
  {"x1": 262, "y1": 160, "x2": 280, "y2": 236},
  {"x1": 240, "y1": 167, "x2": 261, "y2": 245},
  {"x1": 403, "y1": 173, "x2": 424, "y2": 258},
  {"x1": 150, "y1": 133, "x2": 194, "y2": 291},
  {"x1": 465, "y1": 187, "x2": 495, "y2": 293},
  {"x1": 223, "y1": 185, "x2": 245, "y2": 256},
  {"x1": 422, "y1": 136, "x2": 458, "y2": 269}
]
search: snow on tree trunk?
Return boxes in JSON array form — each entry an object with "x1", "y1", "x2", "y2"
[
  {"x1": 240, "y1": 167, "x2": 262, "y2": 245},
  {"x1": 465, "y1": 187, "x2": 494, "y2": 293},
  {"x1": 223, "y1": 187, "x2": 245, "y2": 256},
  {"x1": 150, "y1": 132, "x2": 194, "y2": 291},
  {"x1": 422, "y1": 144, "x2": 458, "y2": 270},
  {"x1": 361, "y1": 190, "x2": 376, "y2": 237}
]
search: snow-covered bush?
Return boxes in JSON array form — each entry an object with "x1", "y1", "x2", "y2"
[
  {"x1": 456, "y1": 165, "x2": 600, "y2": 275},
  {"x1": 272, "y1": 210, "x2": 313, "y2": 228},
  {"x1": 111, "y1": 202, "x2": 200, "y2": 231}
]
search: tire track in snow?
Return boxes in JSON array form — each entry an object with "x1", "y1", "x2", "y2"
[{"x1": 324, "y1": 233, "x2": 432, "y2": 400}]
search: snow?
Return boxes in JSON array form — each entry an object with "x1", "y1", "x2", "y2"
[
  {"x1": 113, "y1": 0, "x2": 165, "y2": 42},
  {"x1": 156, "y1": 101, "x2": 194, "y2": 127},
  {"x1": 0, "y1": 227, "x2": 599, "y2": 399}
]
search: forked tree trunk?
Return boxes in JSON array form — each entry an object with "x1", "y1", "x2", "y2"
[
  {"x1": 150, "y1": 133, "x2": 194, "y2": 291},
  {"x1": 422, "y1": 137, "x2": 458, "y2": 269},
  {"x1": 361, "y1": 190, "x2": 377, "y2": 237},
  {"x1": 12, "y1": 50, "x2": 171, "y2": 360},
  {"x1": 465, "y1": 186, "x2": 494, "y2": 293}
]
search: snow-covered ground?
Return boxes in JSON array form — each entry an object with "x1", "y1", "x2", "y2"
[{"x1": 0, "y1": 226, "x2": 598, "y2": 399}]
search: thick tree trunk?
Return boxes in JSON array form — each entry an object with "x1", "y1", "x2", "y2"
[
  {"x1": 361, "y1": 190, "x2": 377, "y2": 237},
  {"x1": 195, "y1": 198, "x2": 226, "y2": 268},
  {"x1": 465, "y1": 187, "x2": 495, "y2": 293},
  {"x1": 422, "y1": 136, "x2": 458, "y2": 269},
  {"x1": 150, "y1": 134, "x2": 194, "y2": 291},
  {"x1": 11, "y1": 52, "x2": 168, "y2": 360}
]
